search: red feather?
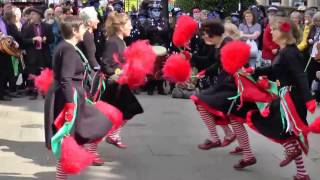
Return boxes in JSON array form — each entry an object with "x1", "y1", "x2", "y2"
[
  {"x1": 95, "y1": 100, "x2": 123, "y2": 133},
  {"x1": 34, "y1": 68, "x2": 53, "y2": 94},
  {"x1": 163, "y1": 53, "x2": 191, "y2": 83},
  {"x1": 173, "y1": 15, "x2": 198, "y2": 48},
  {"x1": 221, "y1": 41, "x2": 250, "y2": 74},
  {"x1": 309, "y1": 117, "x2": 320, "y2": 133},
  {"x1": 60, "y1": 136, "x2": 95, "y2": 174}
]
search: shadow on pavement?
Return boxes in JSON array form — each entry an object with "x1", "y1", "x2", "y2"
[
  {"x1": 0, "y1": 139, "x2": 55, "y2": 167},
  {"x1": 0, "y1": 171, "x2": 55, "y2": 180}
]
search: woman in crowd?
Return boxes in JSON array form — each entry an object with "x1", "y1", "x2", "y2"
[
  {"x1": 100, "y1": 11, "x2": 143, "y2": 149},
  {"x1": 191, "y1": 20, "x2": 256, "y2": 169},
  {"x1": 44, "y1": 15, "x2": 113, "y2": 180},
  {"x1": 248, "y1": 17, "x2": 315, "y2": 180},
  {"x1": 239, "y1": 9, "x2": 262, "y2": 67}
]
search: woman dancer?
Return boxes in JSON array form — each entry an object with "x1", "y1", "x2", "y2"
[
  {"x1": 248, "y1": 17, "x2": 316, "y2": 180},
  {"x1": 191, "y1": 20, "x2": 256, "y2": 169},
  {"x1": 100, "y1": 11, "x2": 143, "y2": 148},
  {"x1": 44, "y1": 16, "x2": 113, "y2": 180}
]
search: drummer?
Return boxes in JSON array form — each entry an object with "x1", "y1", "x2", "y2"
[{"x1": 145, "y1": 45, "x2": 168, "y2": 95}]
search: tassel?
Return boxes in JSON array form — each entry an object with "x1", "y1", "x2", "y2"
[
  {"x1": 309, "y1": 116, "x2": 320, "y2": 133},
  {"x1": 162, "y1": 53, "x2": 191, "y2": 83},
  {"x1": 34, "y1": 68, "x2": 53, "y2": 95}
]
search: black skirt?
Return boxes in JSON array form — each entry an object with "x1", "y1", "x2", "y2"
[
  {"x1": 100, "y1": 81, "x2": 143, "y2": 120},
  {"x1": 191, "y1": 78, "x2": 256, "y2": 125},
  {"x1": 44, "y1": 81, "x2": 113, "y2": 149},
  {"x1": 247, "y1": 88, "x2": 308, "y2": 144}
]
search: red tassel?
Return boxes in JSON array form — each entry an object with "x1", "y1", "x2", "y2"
[
  {"x1": 309, "y1": 117, "x2": 320, "y2": 133},
  {"x1": 173, "y1": 15, "x2": 198, "y2": 48},
  {"x1": 34, "y1": 68, "x2": 53, "y2": 94},
  {"x1": 163, "y1": 53, "x2": 191, "y2": 83},
  {"x1": 60, "y1": 136, "x2": 94, "y2": 174},
  {"x1": 221, "y1": 41, "x2": 250, "y2": 75},
  {"x1": 95, "y1": 101, "x2": 123, "y2": 134}
]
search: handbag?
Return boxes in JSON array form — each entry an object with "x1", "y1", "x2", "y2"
[{"x1": 246, "y1": 39, "x2": 258, "y2": 57}]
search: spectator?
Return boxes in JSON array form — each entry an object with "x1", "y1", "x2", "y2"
[
  {"x1": 44, "y1": 8, "x2": 61, "y2": 55},
  {"x1": 298, "y1": 8, "x2": 316, "y2": 52},
  {"x1": 224, "y1": 22, "x2": 240, "y2": 40},
  {"x1": 54, "y1": 6, "x2": 63, "y2": 18},
  {"x1": 261, "y1": 6, "x2": 280, "y2": 67},
  {"x1": 290, "y1": 10, "x2": 303, "y2": 33},
  {"x1": 239, "y1": 9, "x2": 262, "y2": 67}
]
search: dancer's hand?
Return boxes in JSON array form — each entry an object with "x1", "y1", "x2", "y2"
[
  {"x1": 196, "y1": 70, "x2": 206, "y2": 78},
  {"x1": 182, "y1": 50, "x2": 191, "y2": 60},
  {"x1": 306, "y1": 99, "x2": 317, "y2": 113},
  {"x1": 109, "y1": 74, "x2": 120, "y2": 82},
  {"x1": 64, "y1": 103, "x2": 75, "y2": 122},
  {"x1": 243, "y1": 66, "x2": 255, "y2": 75}
]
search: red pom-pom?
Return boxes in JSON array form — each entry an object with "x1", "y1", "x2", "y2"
[
  {"x1": 221, "y1": 41, "x2": 250, "y2": 74},
  {"x1": 117, "y1": 62, "x2": 147, "y2": 89},
  {"x1": 60, "y1": 136, "x2": 95, "y2": 174},
  {"x1": 123, "y1": 40, "x2": 157, "y2": 74},
  {"x1": 95, "y1": 100, "x2": 123, "y2": 133},
  {"x1": 34, "y1": 68, "x2": 53, "y2": 94},
  {"x1": 309, "y1": 116, "x2": 320, "y2": 133},
  {"x1": 117, "y1": 40, "x2": 157, "y2": 89},
  {"x1": 163, "y1": 53, "x2": 191, "y2": 83},
  {"x1": 173, "y1": 15, "x2": 198, "y2": 48}
]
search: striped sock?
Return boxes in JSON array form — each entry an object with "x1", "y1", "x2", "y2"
[
  {"x1": 230, "y1": 119, "x2": 254, "y2": 161},
  {"x1": 221, "y1": 125, "x2": 234, "y2": 139},
  {"x1": 197, "y1": 105, "x2": 220, "y2": 143},
  {"x1": 293, "y1": 141, "x2": 308, "y2": 178},
  {"x1": 108, "y1": 120, "x2": 128, "y2": 141},
  {"x1": 86, "y1": 143, "x2": 100, "y2": 160},
  {"x1": 56, "y1": 161, "x2": 67, "y2": 180}
]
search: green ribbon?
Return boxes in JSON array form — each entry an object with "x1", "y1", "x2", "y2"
[
  {"x1": 11, "y1": 56, "x2": 19, "y2": 76},
  {"x1": 228, "y1": 73, "x2": 243, "y2": 100},
  {"x1": 51, "y1": 90, "x2": 78, "y2": 159}
]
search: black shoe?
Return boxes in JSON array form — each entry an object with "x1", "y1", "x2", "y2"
[
  {"x1": 0, "y1": 95, "x2": 12, "y2": 101},
  {"x1": 158, "y1": 91, "x2": 167, "y2": 95},
  {"x1": 29, "y1": 94, "x2": 38, "y2": 100},
  {"x1": 147, "y1": 90, "x2": 154, "y2": 95},
  {"x1": 9, "y1": 92, "x2": 23, "y2": 98}
]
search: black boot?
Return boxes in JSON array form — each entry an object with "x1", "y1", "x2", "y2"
[{"x1": 29, "y1": 91, "x2": 38, "y2": 100}]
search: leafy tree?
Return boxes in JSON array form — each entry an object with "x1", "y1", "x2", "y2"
[{"x1": 174, "y1": 0, "x2": 256, "y2": 16}]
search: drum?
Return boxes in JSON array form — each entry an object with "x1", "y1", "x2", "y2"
[
  {"x1": 152, "y1": 45, "x2": 167, "y2": 80},
  {"x1": 0, "y1": 36, "x2": 21, "y2": 57}
]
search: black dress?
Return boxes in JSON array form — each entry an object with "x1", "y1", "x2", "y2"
[
  {"x1": 99, "y1": 35, "x2": 143, "y2": 120},
  {"x1": 44, "y1": 40, "x2": 112, "y2": 149},
  {"x1": 191, "y1": 37, "x2": 256, "y2": 125},
  {"x1": 248, "y1": 45, "x2": 312, "y2": 145}
]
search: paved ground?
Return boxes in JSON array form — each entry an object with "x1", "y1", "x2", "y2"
[{"x1": 0, "y1": 94, "x2": 320, "y2": 180}]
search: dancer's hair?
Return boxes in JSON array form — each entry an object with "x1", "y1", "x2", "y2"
[
  {"x1": 200, "y1": 19, "x2": 224, "y2": 38},
  {"x1": 105, "y1": 11, "x2": 129, "y2": 36},
  {"x1": 60, "y1": 15, "x2": 84, "y2": 39},
  {"x1": 270, "y1": 16, "x2": 301, "y2": 45}
]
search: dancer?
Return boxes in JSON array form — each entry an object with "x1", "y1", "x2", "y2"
[
  {"x1": 190, "y1": 20, "x2": 256, "y2": 169},
  {"x1": 44, "y1": 16, "x2": 113, "y2": 180},
  {"x1": 248, "y1": 17, "x2": 316, "y2": 180},
  {"x1": 100, "y1": 11, "x2": 143, "y2": 149}
]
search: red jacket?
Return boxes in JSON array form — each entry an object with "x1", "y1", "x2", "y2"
[{"x1": 262, "y1": 24, "x2": 279, "y2": 61}]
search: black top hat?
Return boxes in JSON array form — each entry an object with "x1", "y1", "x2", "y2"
[{"x1": 26, "y1": 6, "x2": 44, "y2": 17}]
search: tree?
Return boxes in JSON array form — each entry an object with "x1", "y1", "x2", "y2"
[{"x1": 174, "y1": 0, "x2": 256, "y2": 16}]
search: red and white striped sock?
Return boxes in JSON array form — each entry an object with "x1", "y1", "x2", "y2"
[
  {"x1": 295, "y1": 154, "x2": 308, "y2": 178},
  {"x1": 197, "y1": 105, "x2": 220, "y2": 143},
  {"x1": 221, "y1": 125, "x2": 234, "y2": 139},
  {"x1": 108, "y1": 120, "x2": 128, "y2": 141},
  {"x1": 56, "y1": 161, "x2": 67, "y2": 180},
  {"x1": 230, "y1": 119, "x2": 254, "y2": 161},
  {"x1": 293, "y1": 141, "x2": 308, "y2": 178},
  {"x1": 283, "y1": 141, "x2": 296, "y2": 152},
  {"x1": 86, "y1": 143, "x2": 100, "y2": 160}
]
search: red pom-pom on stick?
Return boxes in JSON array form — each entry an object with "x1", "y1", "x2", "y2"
[
  {"x1": 60, "y1": 136, "x2": 95, "y2": 174},
  {"x1": 173, "y1": 15, "x2": 198, "y2": 48},
  {"x1": 163, "y1": 53, "x2": 191, "y2": 83},
  {"x1": 117, "y1": 40, "x2": 157, "y2": 89},
  {"x1": 221, "y1": 41, "x2": 250, "y2": 75},
  {"x1": 34, "y1": 68, "x2": 53, "y2": 94}
]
